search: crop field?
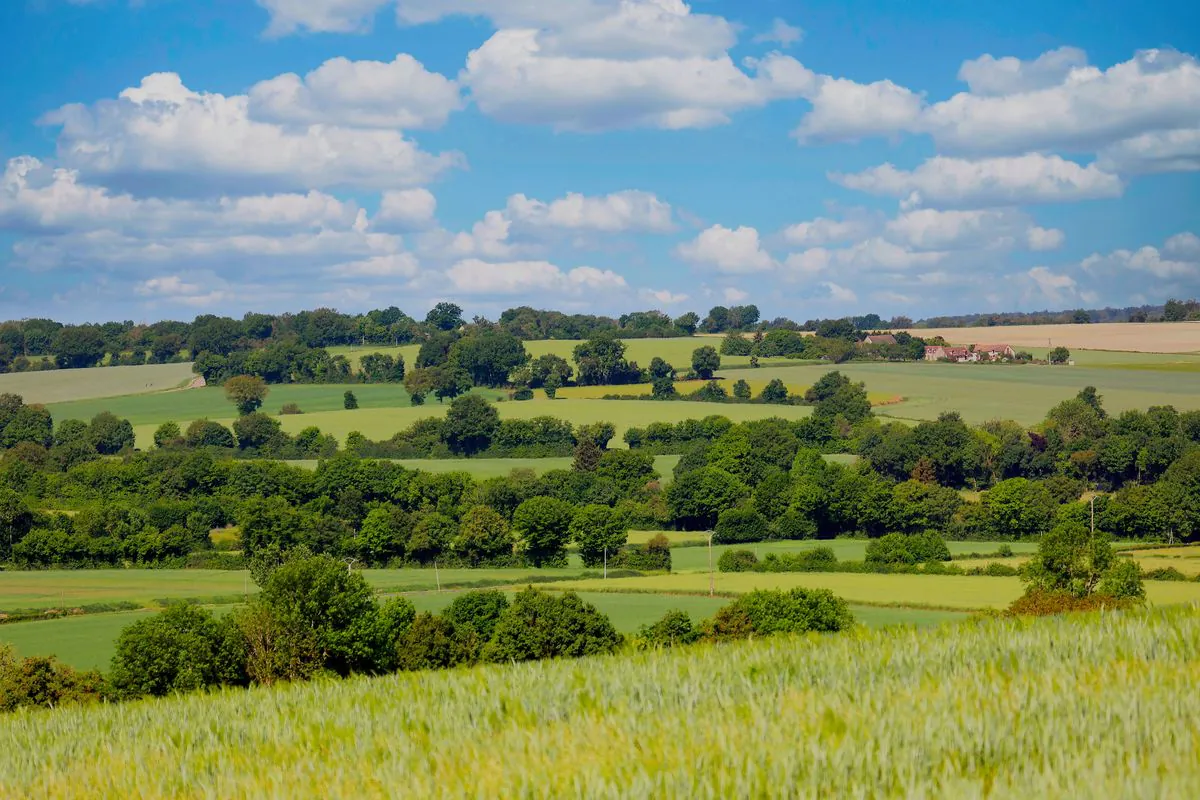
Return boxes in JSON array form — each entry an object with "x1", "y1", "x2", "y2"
[
  {"x1": 553, "y1": 571, "x2": 1200, "y2": 611},
  {"x1": 667, "y1": 539, "x2": 1039, "y2": 571},
  {"x1": 2, "y1": 608, "x2": 1197, "y2": 796},
  {"x1": 126, "y1": 398, "x2": 815, "y2": 449},
  {"x1": 746, "y1": 360, "x2": 1200, "y2": 424},
  {"x1": 902, "y1": 321, "x2": 1200, "y2": 353},
  {"x1": 0, "y1": 363, "x2": 196, "y2": 405}
]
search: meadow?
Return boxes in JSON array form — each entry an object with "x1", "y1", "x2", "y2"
[
  {"x1": 0, "y1": 363, "x2": 195, "y2": 405},
  {"x1": 2, "y1": 608, "x2": 1196, "y2": 796}
]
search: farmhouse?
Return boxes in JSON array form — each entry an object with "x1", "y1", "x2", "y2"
[
  {"x1": 924, "y1": 345, "x2": 975, "y2": 362},
  {"x1": 862, "y1": 334, "x2": 897, "y2": 345},
  {"x1": 975, "y1": 343, "x2": 1016, "y2": 361}
]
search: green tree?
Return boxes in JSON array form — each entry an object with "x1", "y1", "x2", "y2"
[
  {"x1": 449, "y1": 331, "x2": 528, "y2": 387},
  {"x1": 651, "y1": 376, "x2": 677, "y2": 399},
  {"x1": 758, "y1": 379, "x2": 789, "y2": 404},
  {"x1": 224, "y1": 375, "x2": 269, "y2": 416},
  {"x1": 52, "y1": 326, "x2": 107, "y2": 369},
  {"x1": 981, "y1": 478, "x2": 1057, "y2": 539},
  {"x1": 343, "y1": 391, "x2": 359, "y2": 410},
  {"x1": 512, "y1": 496, "x2": 576, "y2": 566},
  {"x1": 185, "y1": 419, "x2": 236, "y2": 449},
  {"x1": 109, "y1": 604, "x2": 246, "y2": 697},
  {"x1": 720, "y1": 332, "x2": 753, "y2": 356},
  {"x1": 443, "y1": 590, "x2": 510, "y2": 643},
  {"x1": 701, "y1": 588, "x2": 853, "y2": 641},
  {"x1": 425, "y1": 302, "x2": 464, "y2": 331},
  {"x1": 482, "y1": 588, "x2": 621, "y2": 663},
  {"x1": 572, "y1": 438, "x2": 602, "y2": 472},
  {"x1": 356, "y1": 506, "x2": 409, "y2": 565},
  {"x1": 713, "y1": 507, "x2": 769, "y2": 544},
  {"x1": 432, "y1": 365, "x2": 473, "y2": 403},
  {"x1": 1049, "y1": 346, "x2": 1071, "y2": 365},
  {"x1": 732, "y1": 379, "x2": 751, "y2": 400},
  {"x1": 1021, "y1": 518, "x2": 1123, "y2": 598},
  {"x1": 673, "y1": 312, "x2": 700, "y2": 335},
  {"x1": 451, "y1": 505, "x2": 514, "y2": 565},
  {"x1": 153, "y1": 421, "x2": 182, "y2": 448},
  {"x1": 648, "y1": 357, "x2": 675, "y2": 380},
  {"x1": 691, "y1": 346, "x2": 720, "y2": 379},
  {"x1": 570, "y1": 504, "x2": 628, "y2": 567},
  {"x1": 444, "y1": 394, "x2": 500, "y2": 455},
  {"x1": 0, "y1": 488, "x2": 34, "y2": 559},
  {"x1": 86, "y1": 411, "x2": 135, "y2": 455},
  {"x1": 232, "y1": 413, "x2": 285, "y2": 452},
  {"x1": 637, "y1": 610, "x2": 699, "y2": 649},
  {"x1": 667, "y1": 466, "x2": 750, "y2": 530}
]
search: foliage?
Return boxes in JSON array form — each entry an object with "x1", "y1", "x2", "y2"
[
  {"x1": 0, "y1": 645, "x2": 105, "y2": 713},
  {"x1": 444, "y1": 395, "x2": 500, "y2": 456},
  {"x1": 482, "y1": 588, "x2": 622, "y2": 663},
  {"x1": 667, "y1": 467, "x2": 750, "y2": 530},
  {"x1": 224, "y1": 375, "x2": 269, "y2": 416},
  {"x1": 713, "y1": 507, "x2": 770, "y2": 544},
  {"x1": 569, "y1": 504, "x2": 628, "y2": 567},
  {"x1": 512, "y1": 496, "x2": 576, "y2": 566},
  {"x1": 343, "y1": 391, "x2": 359, "y2": 410},
  {"x1": 109, "y1": 603, "x2": 246, "y2": 698},
  {"x1": 701, "y1": 588, "x2": 854, "y2": 640},
  {"x1": 636, "y1": 610, "x2": 699, "y2": 649},
  {"x1": 691, "y1": 346, "x2": 720, "y2": 379}
]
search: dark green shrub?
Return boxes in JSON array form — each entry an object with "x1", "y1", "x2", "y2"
[
  {"x1": 482, "y1": 588, "x2": 622, "y2": 663},
  {"x1": 443, "y1": 590, "x2": 510, "y2": 642},
  {"x1": 718, "y1": 549, "x2": 759, "y2": 572},
  {"x1": 109, "y1": 603, "x2": 247, "y2": 698},
  {"x1": 612, "y1": 533, "x2": 671, "y2": 571},
  {"x1": 511, "y1": 387, "x2": 534, "y2": 401},
  {"x1": 637, "y1": 610, "x2": 699, "y2": 649},
  {"x1": 0, "y1": 646, "x2": 106, "y2": 712},
  {"x1": 713, "y1": 507, "x2": 769, "y2": 544},
  {"x1": 396, "y1": 613, "x2": 476, "y2": 671},
  {"x1": 704, "y1": 588, "x2": 854, "y2": 640}
]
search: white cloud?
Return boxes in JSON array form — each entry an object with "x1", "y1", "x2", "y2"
[
  {"x1": 1165, "y1": 232, "x2": 1200, "y2": 260},
  {"x1": 1025, "y1": 266, "x2": 1080, "y2": 304},
  {"x1": 957, "y1": 47, "x2": 1089, "y2": 96},
  {"x1": 42, "y1": 72, "x2": 461, "y2": 195},
  {"x1": 641, "y1": 288, "x2": 689, "y2": 305},
  {"x1": 753, "y1": 18, "x2": 803, "y2": 48},
  {"x1": 257, "y1": 0, "x2": 392, "y2": 36},
  {"x1": 326, "y1": 253, "x2": 420, "y2": 278},
  {"x1": 782, "y1": 248, "x2": 832, "y2": 276},
  {"x1": 675, "y1": 224, "x2": 775, "y2": 273},
  {"x1": 833, "y1": 153, "x2": 1123, "y2": 208},
  {"x1": 376, "y1": 189, "x2": 438, "y2": 230},
  {"x1": 722, "y1": 287, "x2": 749, "y2": 303},
  {"x1": 248, "y1": 54, "x2": 462, "y2": 129},
  {"x1": 781, "y1": 215, "x2": 873, "y2": 247},
  {"x1": 446, "y1": 258, "x2": 627, "y2": 295},
  {"x1": 793, "y1": 77, "x2": 924, "y2": 142},
  {"x1": 824, "y1": 282, "x2": 857, "y2": 303},
  {"x1": 446, "y1": 211, "x2": 519, "y2": 259},
  {"x1": 505, "y1": 190, "x2": 673, "y2": 232},
  {"x1": 1097, "y1": 128, "x2": 1200, "y2": 174},
  {"x1": 134, "y1": 273, "x2": 234, "y2": 308},
  {"x1": 924, "y1": 49, "x2": 1200, "y2": 155},
  {"x1": 883, "y1": 208, "x2": 1063, "y2": 251},
  {"x1": 1081, "y1": 241, "x2": 1199, "y2": 279}
]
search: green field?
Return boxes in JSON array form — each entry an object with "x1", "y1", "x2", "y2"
[
  {"x1": 0, "y1": 363, "x2": 196, "y2": 405},
  {"x1": 289, "y1": 455, "x2": 681, "y2": 481},
  {"x1": 2, "y1": 608, "x2": 1196, "y2": 796},
  {"x1": 746, "y1": 361, "x2": 1200, "y2": 425},
  {"x1": 123, "y1": 397, "x2": 812, "y2": 449},
  {"x1": 667, "y1": 538, "x2": 1040, "y2": 571},
  {"x1": 554, "y1": 571, "x2": 1200, "y2": 610}
]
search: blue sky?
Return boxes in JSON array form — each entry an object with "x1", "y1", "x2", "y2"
[{"x1": 1, "y1": 0, "x2": 1198, "y2": 324}]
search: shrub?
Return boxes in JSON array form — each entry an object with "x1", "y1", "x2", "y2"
[
  {"x1": 760, "y1": 547, "x2": 838, "y2": 573},
  {"x1": 396, "y1": 613, "x2": 476, "y2": 671},
  {"x1": 1142, "y1": 566, "x2": 1188, "y2": 581},
  {"x1": 442, "y1": 590, "x2": 510, "y2": 643},
  {"x1": 511, "y1": 387, "x2": 534, "y2": 401},
  {"x1": 513, "y1": 496, "x2": 576, "y2": 567},
  {"x1": 772, "y1": 509, "x2": 817, "y2": 540},
  {"x1": 279, "y1": 403, "x2": 304, "y2": 415},
  {"x1": 713, "y1": 507, "x2": 769, "y2": 544},
  {"x1": 701, "y1": 588, "x2": 853, "y2": 641},
  {"x1": 637, "y1": 610, "x2": 699, "y2": 649},
  {"x1": 482, "y1": 588, "x2": 622, "y2": 663},
  {"x1": 1006, "y1": 589, "x2": 1136, "y2": 617},
  {"x1": 612, "y1": 534, "x2": 671, "y2": 571},
  {"x1": 865, "y1": 532, "x2": 949, "y2": 566},
  {"x1": 0, "y1": 646, "x2": 106, "y2": 713},
  {"x1": 343, "y1": 391, "x2": 359, "y2": 410},
  {"x1": 109, "y1": 603, "x2": 247, "y2": 698},
  {"x1": 718, "y1": 549, "x2": 760, "y2": 572},
  {"x1": 1097, "y1": 559, "x2": 1146, "y2": 600}
]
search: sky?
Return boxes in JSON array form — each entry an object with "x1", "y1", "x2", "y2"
[{"x1": 1, "y1": 0, "x2": 1198, "y2": 324}]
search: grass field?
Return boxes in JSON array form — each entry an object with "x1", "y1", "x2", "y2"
[
  {"x1": 901, "y1": 321, "x2": 1200, "y2": 353},
  {"x1": 288, "y1": 454, "x2": 681, "y2": 480},
  {"x1": 2, "y1": 608, "x2": 1197, "y2": 796},
  {"x1": 745, "y1": 361, "x2": 1200, "y2": 424},
  {"x1": 0, "y1": 363, "x2": 196, "y2": 405},
  {"x1": 667, "y1": 538, "x2": 1040, "y2": 571},
  {"x1": 553, "y1": 571, "x2": 1200, "y2": 610},
  {"x1": 125, "y1": 397, "x2": 814, "y2": 449}
]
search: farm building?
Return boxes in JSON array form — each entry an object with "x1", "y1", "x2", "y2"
[
  {"x1": 924, "y1": 345, "x2": 975, "y2": 362},
  {"x1": 974, "y1": 344, "x2": 1016, "y2": 361},
  {"x1": 862, "y1": 334, "x2": 897, "y2": 345}
]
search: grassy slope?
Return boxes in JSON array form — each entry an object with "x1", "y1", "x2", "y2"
[
  {"x1": 902, "y1": 321, "x2": 1200, "y2": 353},
  {"x1": 0, "y1": 363, "x2": 196, "y2": 405},
  {"x1": 2, "y1": 609, "x2": 1196, "y2": 796}
]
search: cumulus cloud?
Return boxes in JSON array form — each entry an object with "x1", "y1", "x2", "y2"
[
  {"x1": 792, "y1": 77, "x2": 924, "y2": 143},
  {"x1": 675, "y1": 224, "x2": 775, "y2": 273},
  {"x1": 753, "y1": 18, "x2": 803, "y2": 48},
  {"x1": 376, "y1": 189, "x2": 438, "y2": 230},
  {"x1": 641, "y1": 288, "x2": 689, "y2": 304},
  {"x1": 1081, "y1": 236, "x2": 1200, "y2": 279},
  {"x1": 832, "y1": 153, "x2": 1123, "y2": 208},
  {"x1": 1097, "y1": 128, "x2": 1200, "y2": 174},
  {"x1": 1025, "y1": 266, "x2": 1081, "y2": 304},
  {"x1": 326, "y1": 253, "x2": 420, "y2": 278},
  {"x1": 446, "y1": 258, "x2": 628, "y2": 295},
  {"x1": 781, "y1": 215, "x2": 873, "y2": 247},
  {"x1": 957, "y1": 46, "x2": 1089, "y2": 96},
  {"x1": 883, "y1": 208, "x2": 1063, "y2": 251},
  {"x1": 257, "y1": 0, "x2": 393, "y2": 36},
  {"x1": 722, "y1": 287, "x2": 749, "y2": 303},
  {"x1": 248, "y1": 54, "x2": 462, "y2": 129},
  {"x1": 823, "y1": 282, "x2": 857, "y2": 303},
  {"x1": 41, "y1": 72, "x2": 461, "y2": 195},
  {"x1": 505, "y1": 190, "x2": 673, "y2": 232}
]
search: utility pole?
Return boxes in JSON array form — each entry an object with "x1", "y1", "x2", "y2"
[
  {"x1": 435, "y1": 560, "x2": 441, "y2": 592},
  {"x1": 708, "y1": 532, "x2": 714, "y2": 597},
  {"x1": 603, "y1": 547, "x2": 607, "y2": 580}
]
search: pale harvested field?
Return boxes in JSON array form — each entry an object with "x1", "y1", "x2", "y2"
[
  {"x1": 901, "y1": 322, "x2": 1200, "y2": 354},
  {"x1": 0, "y1": 363, "x2": 196, "y2": 404}
]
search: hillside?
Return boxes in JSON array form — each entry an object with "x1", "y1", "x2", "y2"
[{"x1": 2, "y1": 608, "x2": 1197, "y2": 797}]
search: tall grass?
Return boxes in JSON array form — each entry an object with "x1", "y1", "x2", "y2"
[{"x1": 2, "y1": 607, "x2": 1197, "y2": 797}]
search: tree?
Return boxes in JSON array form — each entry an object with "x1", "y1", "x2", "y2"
[
  {"x1": 1021, "y1": 517, "x2": 1129, "y2": 598},
  {"x1": 732, "y1": 379, "x2": 751, "y2": 400},
  {"x1": 404, "y1": 367, "x2": 435, "y2": 405},
  {"x1": 432, "y1": 365, "x2": 473, "y2": 403},
  {"x1": 651, "y1": 375, "x2": 677, "y2": 399},
  {"x1": 512, "y1": 496, "x2": 576, "y2": 566},
  {"x1": 224, "y1": 375, "x2": 269, "y2": 416},
  {"x1": 482, "y1": 588, "x2": 621, "y2": 663},
  {"x1": 702, "y1": 306, "x2": 730, "y2": 333},
  {"x1": 570, "y1": 504, "x2": 628, "y2": 567},
  {"x1": 185, "y1": 419, "x2": 236, "y2": 449},
  {"x1": 86, "y1": 412, "x2": 135, "y2": 455},
  {"x1": 451, "y1": 505, "x2": 514, "y2": 565},
  {"x1": 648, "y1": 357, "x2": 675, "y2": 380},
  {"x1": 425, "y1": 302, "x2": 464, "y2": 331},
  {"x1": 713, "y1": 507, "x2": 769, "y2": 544},
  {"x1": 720, "y1": 332, "x2": 753, "y2": 356},
  {"x1": 109, "y1": 604, "x2": 245, "y2": 698},
  {"x1": 52, "y1": 327, "x2": 107, "y2": 369},
  {"x1": 576, "y1": 421, "x2": 616, "y2": 450},
  {"x1": 356, "y1": 506, "x2": 409, "y2": 564},
  {"x1": 573, "y1": 334, "x2": 638, "y2": 386},
  {"x1": 701, "y1": 588, "x2": 853, "y2": 641},
  {"x1": 444, "y1": 394, "x2": 500, "y2": 455},
  {"x1": 529, "y1": 354, "x2": 573, "y2": 387},
  {"x1": 572, "y1": 438, "x2": 602, "y2": 472},
  {"x1": 637, "y1": 610, "x2": 699, "y2": 648},
  {"x1": 673, "y1": 312, "x2": 700, "y2": 335},
  {"x1": 449, "y1": 331, "x2": 528, "y2": 387},
  {"x1": 1049, "y1": 346, "x2": 1071, "y2": 365},
  {"x1": 691, "y1": 346, "x2": 720, "y2": 379},
  {"x1": 980, "y1": 478, "x2": 1056, "y2": 540},
  {"x1": 343, "y1": 391, "x2": 359, "y2": 410},
  {"x1": 153, "y1": 421, "x2": 182, "y2": 449},
  {"x1": 443, "y1": 590, "x2": 510, "y2": 643},
  {"x1": 0, "y1": 488, "x2": 34, "y2": 559},
  {"x1": 667, "y1": 467, "x2": 750, "y2": 530},
  {"x1": 758, "y1": 379, "x2": 788, "y2": 404},
  {"x1": 395, "y1": 613, "x2": 474, "y2": 671},
  {"x1": 543, "y1": 371, "x2": 562, "y2": 399},
  {"x1": 232, "y1": 413, "x2": 285, "y2": 451}
]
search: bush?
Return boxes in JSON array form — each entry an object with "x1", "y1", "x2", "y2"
[
  {"x1": 1142, "y1": 566, "x2": 1189, "y2": 581},
  {"x1": 395, "y1": 613, "x2": 476, "y2": 671},
  {"x1": 343, "y1": 391, "x2": 359, "y2": 410},
  {"x1": 279, "y1": 403, "x2": 303, "y2": 415},
  {"x1": 1097, "y1": 559, "x2": 1146, "y2": 600},
  {"x1": 637, "y1": 610, "x2": 699, "y2": 649},
  {"x1": 482, "y1": 588, "x2": 622, "y2": 663},
  {"x1": 760, "y1": 547, "x2": 838, "y2": 573},
  {"x1": 1006, "y1": 589, "x2": 1136, "y2": 617},
  {"x1": 713, "y1": 507, "x2": 769, "y2": 544},
  {"x1": 701, "y1": 588, "x2": 854, "y2": 641},
  {"x1": 109, "y1": 604, "x2": 246, "y2": 698},
  {"x1": 511, "y1": 387, "x2": 534, "y2": 401},
  {"x1": 718, "y1": 549, "x2": 759, "y2": 572},
  {"x1": 442, "y1": 590, "x2": 510, "y2": 643},
  {"x1": 772, "y1": 509, "x2": 817, "y2": 540},
  {"x1": 865, "y1": 532, "x2": 950, "y2": 566},
  {"x1": 612, "y1": 533, "x2": 671, "y2": 571},
  {"x1": 0, "y1": 646, "x2": 106, "y2": 713}
]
